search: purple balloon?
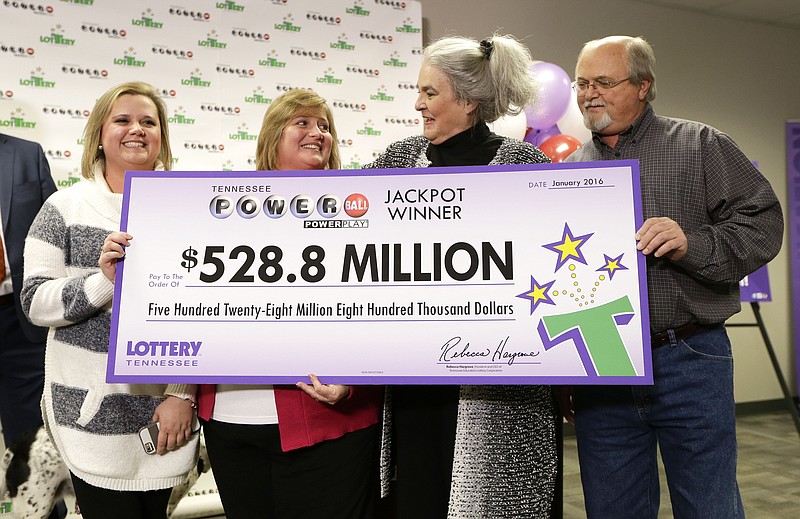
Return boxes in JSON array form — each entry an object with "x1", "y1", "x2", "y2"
[
  {"x1": 525, "y1": 62, "x2": 572, "y2": 131},
  {"x1": 524, "y1": 124, "x2": 560, "y2": 147}
]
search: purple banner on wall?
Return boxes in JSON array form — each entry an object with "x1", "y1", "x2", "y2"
[
  {"x1": 787, "y1": 121, "x2": 800, "y2": 395},
  {"x1": 740, "y1": 265, "x2": 772, "y2": 302}
]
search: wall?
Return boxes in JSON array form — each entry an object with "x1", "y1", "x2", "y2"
[{"x1": 418, "y1": 0, "x2": 799, "y2": 403}]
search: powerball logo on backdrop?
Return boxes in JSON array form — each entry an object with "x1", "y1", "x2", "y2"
[{"x1": 209, "y1": 191, "x2": 370, "y2": 228}]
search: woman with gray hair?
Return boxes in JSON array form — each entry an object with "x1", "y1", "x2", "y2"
[{"x1": 366, "y1": 34, "x2": 556, "y2": 518}]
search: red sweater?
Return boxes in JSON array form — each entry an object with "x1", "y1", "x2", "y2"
[{"x1": 197, "y1": 384, "x2": 383, "y2": 451}]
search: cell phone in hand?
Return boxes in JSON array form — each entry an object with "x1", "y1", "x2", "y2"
[{"x1": 138, "y1": 421, "x2": 160, "y2": 454}]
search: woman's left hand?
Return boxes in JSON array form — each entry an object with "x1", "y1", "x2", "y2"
[
  {"x1": 151, "y1": 396, "x2": 195, "y2": 455},
  {"x1": 297, "y1": 373, "x2": 350, "y2": 405}
]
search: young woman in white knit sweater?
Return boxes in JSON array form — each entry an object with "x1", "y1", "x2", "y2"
[{"x1": 22, "y1": 82, "x2": 198, "y2": 519}]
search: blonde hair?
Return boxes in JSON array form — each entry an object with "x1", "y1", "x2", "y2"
[
  {"x1": 255, "y1": 89, "x2": 340, "y2": 171},
  {"x1": 424, "y1": 33, "x2": 535, "y2": 124},
  {"x1": 80, "y1": 81, "x2": 172, "y2": 179}
]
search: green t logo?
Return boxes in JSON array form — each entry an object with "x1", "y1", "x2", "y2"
[{"x1": 539, "y1": 296, "x2": 637, "y2": 377}]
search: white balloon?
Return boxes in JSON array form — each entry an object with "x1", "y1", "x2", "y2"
[
  {"x1": 556, "y1": 94, "x2": 592, "y2": 143},
  {"x1": 488, "y1": 110, "x2": 527, "y2": 140}
]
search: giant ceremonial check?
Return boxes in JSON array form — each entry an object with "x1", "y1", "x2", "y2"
[{"x1": 107, "y1": 162, "x2": 652, "y2": 385}]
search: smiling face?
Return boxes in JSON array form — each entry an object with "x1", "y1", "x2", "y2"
[
  {"x1": 575, "y1": 41, "x2": 650, "y2": 140},
  {"x1": 275, "y1": 112, "x2": 333, "y2": 171},
  {"x1": 415, "y1": 62, "x2": 477, "y2": 145},
  {"x1": 100, "y1": 94, "x2": 161, "y2": 180}
]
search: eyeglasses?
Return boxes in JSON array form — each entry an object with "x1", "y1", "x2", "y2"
[{"x1": 572, "y1": 77, "x2": 631, "y2": 93}]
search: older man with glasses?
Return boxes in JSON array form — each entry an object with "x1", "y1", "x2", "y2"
[{"x1": 560, "y1": 35, "x2": 783, "y2": 519}]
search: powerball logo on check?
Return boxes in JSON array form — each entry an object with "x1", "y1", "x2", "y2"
[{"x1": 209, "y1": 192, "x2": 369, "y2": 228}]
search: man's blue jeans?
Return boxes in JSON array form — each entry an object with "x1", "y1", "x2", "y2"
[{"x1": 573, "y1": 325, "x2": 744, "y2": 518}]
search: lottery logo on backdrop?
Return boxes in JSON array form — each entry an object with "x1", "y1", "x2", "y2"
[
  {"x1": 259, "y1": 51, "x2": 287, "y2": 68},
  {"x1": 383, "y1": 51, "x2": 407, "y2": 67},
  {"x1": 317, "y1": 68, "x2": 343, "y2": 84},
  {"x1": 182, "y1": 68, "x2": 211, "y2": 87},
  {"x1": 2, "y1": 108, "x2": 37, "y2": 129},
  {"x1": 245, "y1": 87, "x2": 272, "y2": 105},
  {"x1": 370, "y1": 85, "x2": 394, "y2": 101},
  {"x1": 356, "y1": 120, "x2": 381, "y2": 136},
  {"x1": 216, "y1": 1, "x2": 245, "y2": 12},
  {"x1": 330, "y1": 33, "x2": 355, "y2": 50},
  {"x1": 395, "y1": 17, "x2": 420, "y2": 33},
  {"x1": 40, "y1": 25, "x2": 76, "y2": 46},
  {"x1": 346, "y1": 2, "x2": 371, "y2": 16},
  {"x1": 168, "y1": 107, "x2": 196, "y2": 125},
  {"x1": 132, "y1": 9, "x2": 164, "y2": 29},
  {"x1": 199, "y1": 30, "x2": 228, "y2": 48},
  {"x1": 113, "y1": 48, "x2": 146, "y2": 68},
  {"x1": 19, "y1": 67, "x2": 55, "y2": 88},
  {"x1": 275, "y1": 15, "x2": 301, "y2": 32},
  {"x1": 228, "y1": 124, "x2": 257, "y2": 141}
]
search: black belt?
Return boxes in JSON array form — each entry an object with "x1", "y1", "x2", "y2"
[
  {"x1": 0, "y1": 293, "x2": 13, "y2": 308},
  {"x1": 651, "y1": 323, "x2": 707, "y2": 348}
]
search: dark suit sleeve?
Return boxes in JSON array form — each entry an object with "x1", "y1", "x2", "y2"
[
  {"x1": 35, "y1": 142, "x2": 57, "y2": 201},
  {"x1": 5, "y1": 137, "x2": 56, "y2": 343}
]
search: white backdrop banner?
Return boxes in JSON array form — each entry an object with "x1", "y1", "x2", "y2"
[{"x1": 0, "y1": 0, "x2": 423, "y2": 185}]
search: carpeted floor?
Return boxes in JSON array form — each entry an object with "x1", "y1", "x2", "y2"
[{"x1": 562, "y1": 410, "x2": 800, "y2": 518}]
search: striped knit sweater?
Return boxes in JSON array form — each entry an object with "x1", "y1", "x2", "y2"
[
  {"x1": 366, "y1": 133, "x2": 558, "y2": 517},
  {"x1": 21, "y1": 172, "x2": 198, "y2": 491}
]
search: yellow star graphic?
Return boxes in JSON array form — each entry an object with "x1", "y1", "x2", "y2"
[
  {"x1": 554, "y1": 234, "x2": 584, "y2": 262},
  {"x1": 525, "y1": 283, "x2": 549, "y2": 304}
]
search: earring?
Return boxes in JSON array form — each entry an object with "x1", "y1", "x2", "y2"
[{"x1": 98, "y1": 145, "x2": 103, "y2": 150}]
